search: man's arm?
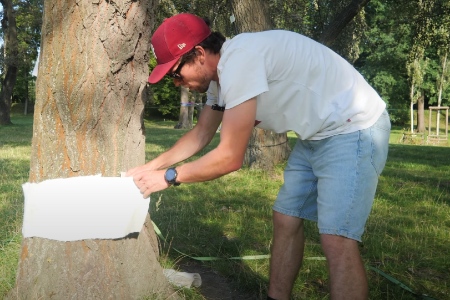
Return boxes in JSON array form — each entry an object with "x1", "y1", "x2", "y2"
[
  {"x1": 127, "y1": 103, "x2": 223, "y2": 174},
  {"x1": 130, "y1": 98, "x2": 257, "y2": 197}
]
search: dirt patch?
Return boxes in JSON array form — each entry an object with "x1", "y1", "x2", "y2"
[{"x1": 179, "y1": 260, "x2": 259, "y2": 300}]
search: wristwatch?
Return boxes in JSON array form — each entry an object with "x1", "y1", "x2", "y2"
[{"x1": 164, "y1": 167, "x2": 180, "y2": 186}]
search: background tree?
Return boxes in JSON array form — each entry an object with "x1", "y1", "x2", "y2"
[
  {"x1": 432, "y1": 0, "x2": 450, "y2": 133},
  {"x1": 0, "y1": 0, "x2": 18, "y2": 125},
  {"x1": 229, "y1": 0, "x2": 291, "y2": 170},
  {"x1": 406, "y1": 0, "x2": 436, "y2": 133},
  {"x1": 0, "y1": 0, "x2": 42, "y2": 119},
  {"x1": 174, "y1": 86, "x2": 194, "y2": 129},
  {"x1": 8, "y1": 1, "x2": 176, "y2": 298},
  {"x1": 317, "y1": 0, "x2": 370, "y2": 47},
  {"x1": 407, "y1": 57, "x2": 428, "y2": 133},
  {"x1": 315, "y1": 0, "x2": 368, "y2": 63},
  {"x1": 13, "y1": 0, "x2": 43, "y2": 115}
]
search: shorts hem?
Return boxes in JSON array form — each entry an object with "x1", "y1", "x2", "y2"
[
  {"x1": 318, "y1": 228, "x2": 362, "y2": 242},
  {"x1": 273, "y1": 205, "x2": 318, "y2": 222}
]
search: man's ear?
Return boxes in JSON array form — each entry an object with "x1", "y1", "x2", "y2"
[{"x1": 194, "y1": 46, "x2": 206, "y2": 63}]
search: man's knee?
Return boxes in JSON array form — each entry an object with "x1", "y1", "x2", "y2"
[
  {"x1": 273, "y1": 211, "x2": 304, "y2": 233},
  {"x1": 320, "y1": 234, "x2": 360, "y2": 260}
]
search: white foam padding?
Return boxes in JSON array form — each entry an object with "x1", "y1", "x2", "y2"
[{"x1": 22, "y1": 175, "x2": 150, "y2": 241}]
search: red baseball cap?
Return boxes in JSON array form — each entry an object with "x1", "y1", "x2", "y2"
[{"x1": 148, "y1": 13, "x2": 211, "y2": 84}]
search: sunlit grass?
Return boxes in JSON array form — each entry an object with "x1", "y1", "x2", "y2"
[{"x1": 0, "y1": 115, "x2": 32, "y2": 296}]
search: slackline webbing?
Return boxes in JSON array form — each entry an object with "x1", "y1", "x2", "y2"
[
  {"x1": 367, "y1": 266, "x2": 438, "y2": 300},
  {"x1": 152, "y1": 221, "x2": 324, "y2": 262}
]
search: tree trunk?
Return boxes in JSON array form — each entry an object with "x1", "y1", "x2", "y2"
[
  {"x1": 245, "y1": 129, "x2": 290, "y2": 169},
  {"x1": 230, "y1": 0, "x2": 291, "y2": 170},
  {"x1": 436, "y1": 50, "x2": 447, "y2": 133},
  {"x1": 410, "y1": 82, "x2": 415, "y2": 132},
  {"x1": 194, "y1": 91, "x2": 204, "y2": 119},
  {"x1": 8, "y1": 1, "x2": 177, "y2": 299},
  {"x1": 417, "y1": 92, "x2": 425, "y2": 133},
  {"x1": 318, "y1": 0, "x2": 371, "y2": 47},
  {"x1": 24, "y1": 67, "x2": 29, "y2": 115},
  {"x1": 188, "y1": 92, "x2": 195, "y2": 125},
  {"x1": 175, "y1": 86, "x2": 193, "y2": 129},
  {"x1": 230, "y1": 0, "x2": 273, "y2": 32},
  {"x1": 0, "y1": 0, "x2": 19, "y2": 125}
]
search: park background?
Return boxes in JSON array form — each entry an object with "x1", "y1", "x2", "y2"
[{"x1": 1, "y1": 0, "x2": 449, "y2": 299}]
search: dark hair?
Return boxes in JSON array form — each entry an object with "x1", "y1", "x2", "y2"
[{"x1": 181, "y1": 17, "x2": 226, "y2": 64}]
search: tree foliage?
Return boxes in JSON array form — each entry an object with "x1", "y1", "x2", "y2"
[
  {"x1": 2, "y1": 0, "x2": 449, "y2": 126},
  {"x1": 356, "y1": 0, "x2": 450, "y2": 125}
]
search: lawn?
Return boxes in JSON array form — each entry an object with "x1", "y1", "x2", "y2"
[{"x1": 1, "y1": 114, "x2": 449, "y2": 299}]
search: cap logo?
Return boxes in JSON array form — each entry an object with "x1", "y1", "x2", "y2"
[{"x1": 177, "y1": 43, "x2": 186, "y2": 50}]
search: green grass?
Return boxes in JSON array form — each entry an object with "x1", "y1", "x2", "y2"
[
  {"x1": 0, "y1": 115, "x2": 32, "y2": 296},
  {"x1": 1, "y1": 115, "x2": 449, "y2": 299}
]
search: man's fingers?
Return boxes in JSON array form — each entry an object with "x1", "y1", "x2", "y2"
[
  {"x1": 139, "y1": 184, "x2": 146, "y2": 194},
  {"x1": 132, "y1": 172, "x2": 144, "y2": 185},
  {"x1": 126, "y1": 167, "x2": 137, "y2": 177}
]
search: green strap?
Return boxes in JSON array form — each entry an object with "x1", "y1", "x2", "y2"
[
  {"x1": 152, "y1": 221, "x2": 326, "y2": 262},
  {"x1": 367, "y1": 266, "x2": 437, "y2": 300},
  {"x1": 152, "y1": 221, "x2": 270, "y2": 260}
]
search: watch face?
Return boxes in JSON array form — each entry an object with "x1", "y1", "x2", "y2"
[{"x1": 165, "y1": 168, "x2": 177, "y2": 181}]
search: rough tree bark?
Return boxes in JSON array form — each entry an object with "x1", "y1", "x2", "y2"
[
  {"x1": 0, "y1": 0, "x2": 18, "y2": 125},
  {"x1": 230, "y1": 0, "x2": 291, "y2": 170},
  {"x1": 8, "y1": 1, "x2": 178, "y2": 299}
]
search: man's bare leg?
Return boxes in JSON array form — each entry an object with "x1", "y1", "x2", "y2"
[
  {"x1": 320, "y1": 234, "x2": 368, "y2": 300},
  {"x1": 268, "y1": 211, "x2": 305, "y2": 300}
]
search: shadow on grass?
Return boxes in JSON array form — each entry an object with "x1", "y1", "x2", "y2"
[
  {"x1": 382, "y1": 144, "x2": 450, "y2": 206},
  {"x1": 0, "y1": 116, "x2": 34, "y2": 146},
  {"x1": 149, "y1": 176, "x2": 276, "y2": 298},
  {"x1": 363, "y1": 144, "x2": 450, "y2": 300},
  {"x1": 387, "y1": 144, "x2": 450, "y2": 167},
  {"x1": 143, "y1": 126, "x2": 327, "y2": 298}
]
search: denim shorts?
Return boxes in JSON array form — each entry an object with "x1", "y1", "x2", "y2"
[{"x1": 273, "y1": 110, "x2": 391, "y2": 241}]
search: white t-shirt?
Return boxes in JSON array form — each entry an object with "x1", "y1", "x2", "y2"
[{"x1": 205, "y1": 30, "x2": 386, "y2": 140}]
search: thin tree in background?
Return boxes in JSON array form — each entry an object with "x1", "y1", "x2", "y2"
[
  {"x1": 433, "y1": 1, "x2": 450, "y2": 134},
  {"x1": 406, "y1": 0, "x2": 435, "y2": 133},
  {"x1": 175, "y1": 86, "x2": 194, "y2": 129}
]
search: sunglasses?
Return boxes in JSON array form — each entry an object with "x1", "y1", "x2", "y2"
[{"x1": 167, "y1": 60, "x2": 186, "y2": 80}]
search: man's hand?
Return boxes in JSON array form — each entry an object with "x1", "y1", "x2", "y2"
[{"x1": 126, "y1": 166, "x2": 169, "y2": 198}]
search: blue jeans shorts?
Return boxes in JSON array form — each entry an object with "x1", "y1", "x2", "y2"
[{"x1": 273, "y1": 110, "x2": 391, "y2": 242}]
